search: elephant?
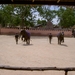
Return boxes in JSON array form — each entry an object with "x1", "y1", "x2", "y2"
[
  {"x1": 19, "y1": 29, "x2": 30, "y2": 45},
  {"x1": 72, "y1": 29, "x2": 75, "y2": 38},
  {"x1": 57, "y1": 32, "x2": 64, "y2": 44}
]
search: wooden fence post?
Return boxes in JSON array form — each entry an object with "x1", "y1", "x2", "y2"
[{"x1": 65, "y1": 71, "x2": 68, "y2": 75}]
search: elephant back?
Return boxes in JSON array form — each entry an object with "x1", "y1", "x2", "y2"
[{"x1": 21, "y1": 30, "x2": 30, "y2": 39}]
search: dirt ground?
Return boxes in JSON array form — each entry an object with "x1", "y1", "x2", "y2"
[{"x1": 0, "y1": 35, "x2": 75, "y2": 75}]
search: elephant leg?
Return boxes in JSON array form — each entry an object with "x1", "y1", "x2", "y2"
[
  {"x1": 21, "y1": 36, "x2": 24, "y2": 41},
  {"x1": 27, "y1": 41, "x2": 29, "y2": 44},
  {"x1": 26, "y1": 41, "x2": 29, "y2": 44},
  {"x1": 49, "y1": 38, "x2": 51, "y2": 44},
  {"x1": 25, "y1": 39, "x2": 28, "y2": 44},
  {"x1": 62, "y1": 37, "x2": 64, "y2": 42},
  {"x1": 58, "y1": 38, "x2": 61, "y2": 45},
  {"x1": 28, "y1": 39, "x2": 30, "y2": 44},
  {"x1": 23, "y1": 38, "x2": 26, "y2": 42},
  {"x1": 60, "y1": 40, "x2": 61, "y2": 44},
  {"x1": 15, "y1": 38, "x2": 18, "y2": 44},
  {"x1": 61, "y1": 36, "x2": 64, "y2": 43},
  {"x1": 26, "y1": 39, "x2": 30, "y2": 45}
]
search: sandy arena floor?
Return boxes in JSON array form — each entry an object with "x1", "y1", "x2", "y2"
[{"x1": 0, "y1": 35, "x2": 75, "y2": 75}]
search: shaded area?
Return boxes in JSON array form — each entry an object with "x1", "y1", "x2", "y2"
[
  {"x1": 60, "y1": 44, "x2": 68, "y2": 47},
  {"x1": 22, "y1": 44, "x2": 33, "y2": 46}
]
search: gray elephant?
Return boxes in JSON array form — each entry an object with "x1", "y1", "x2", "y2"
[
  {"x1": 57, "y1": 32, "x2": 64, "y2": 44},
  {"x1": 19, "y1": 28, "x2": 30, "y2": 44}
]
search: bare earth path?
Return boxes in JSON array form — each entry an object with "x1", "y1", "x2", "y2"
[{"x1": 0, "y1": 35, "x2": 75, "y2": 75}]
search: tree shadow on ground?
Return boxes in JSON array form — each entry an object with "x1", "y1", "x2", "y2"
[{"x1": 60, "y1": 44, "x2": 68, "y2": 47}]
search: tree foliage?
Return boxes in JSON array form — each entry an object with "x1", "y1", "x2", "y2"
[
  {"x1": 56, "y1": 6, "x2": 75, "y2": 28},
  {"x1": 37, "y1": 5, "x2": 55, "y2": 21},
  {"x1": 0, "y1": 4, "x2": 75, "y2": 28},
  {"x1": 0, "y1": 4, "x2": 38, "y2": 27}
]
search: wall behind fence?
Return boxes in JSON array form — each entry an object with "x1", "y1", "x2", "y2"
[{"x1": 0, "y1": 28, "x2": 72, "y2": 37}]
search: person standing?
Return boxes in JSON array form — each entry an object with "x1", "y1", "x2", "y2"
[
  {"x1": 61, "y1": 32, "x2": 64, "y2": 42},
  {"x1": 49, "y1": 33, "x2": 52, "y2": 44},
  {"x1": 15, "y1": 33, "x2": 19, "y2": 44}
]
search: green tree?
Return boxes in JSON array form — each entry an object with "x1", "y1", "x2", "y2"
[
  {"x1": 0, "y1": 4, "x2": 14, "y2": 27},
  {"x1": 56, "y1": 6, "x2": 75, "y2": 28},
  {"x1": 13, "y1": 4, "x2": 38, "y2": 27},
  {"x1": 0, "y1": 4, "x2": 38, "y2": 27}
]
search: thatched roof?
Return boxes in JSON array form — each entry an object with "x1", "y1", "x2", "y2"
[{"x1": 45, "y1": 21, "x2": 54, "y2": 29}]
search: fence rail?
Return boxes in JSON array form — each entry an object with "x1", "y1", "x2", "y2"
[{"x1": 0, "y1": 65, "x2": 75, "y2": 75}]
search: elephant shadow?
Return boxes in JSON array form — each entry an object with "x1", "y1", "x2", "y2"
[
  {"x1": 60, "y1": 43, "x2": 68, "y2": 47},
  {"x1": 22, "y1": 43, "x2": 33, "y2": 46}
]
